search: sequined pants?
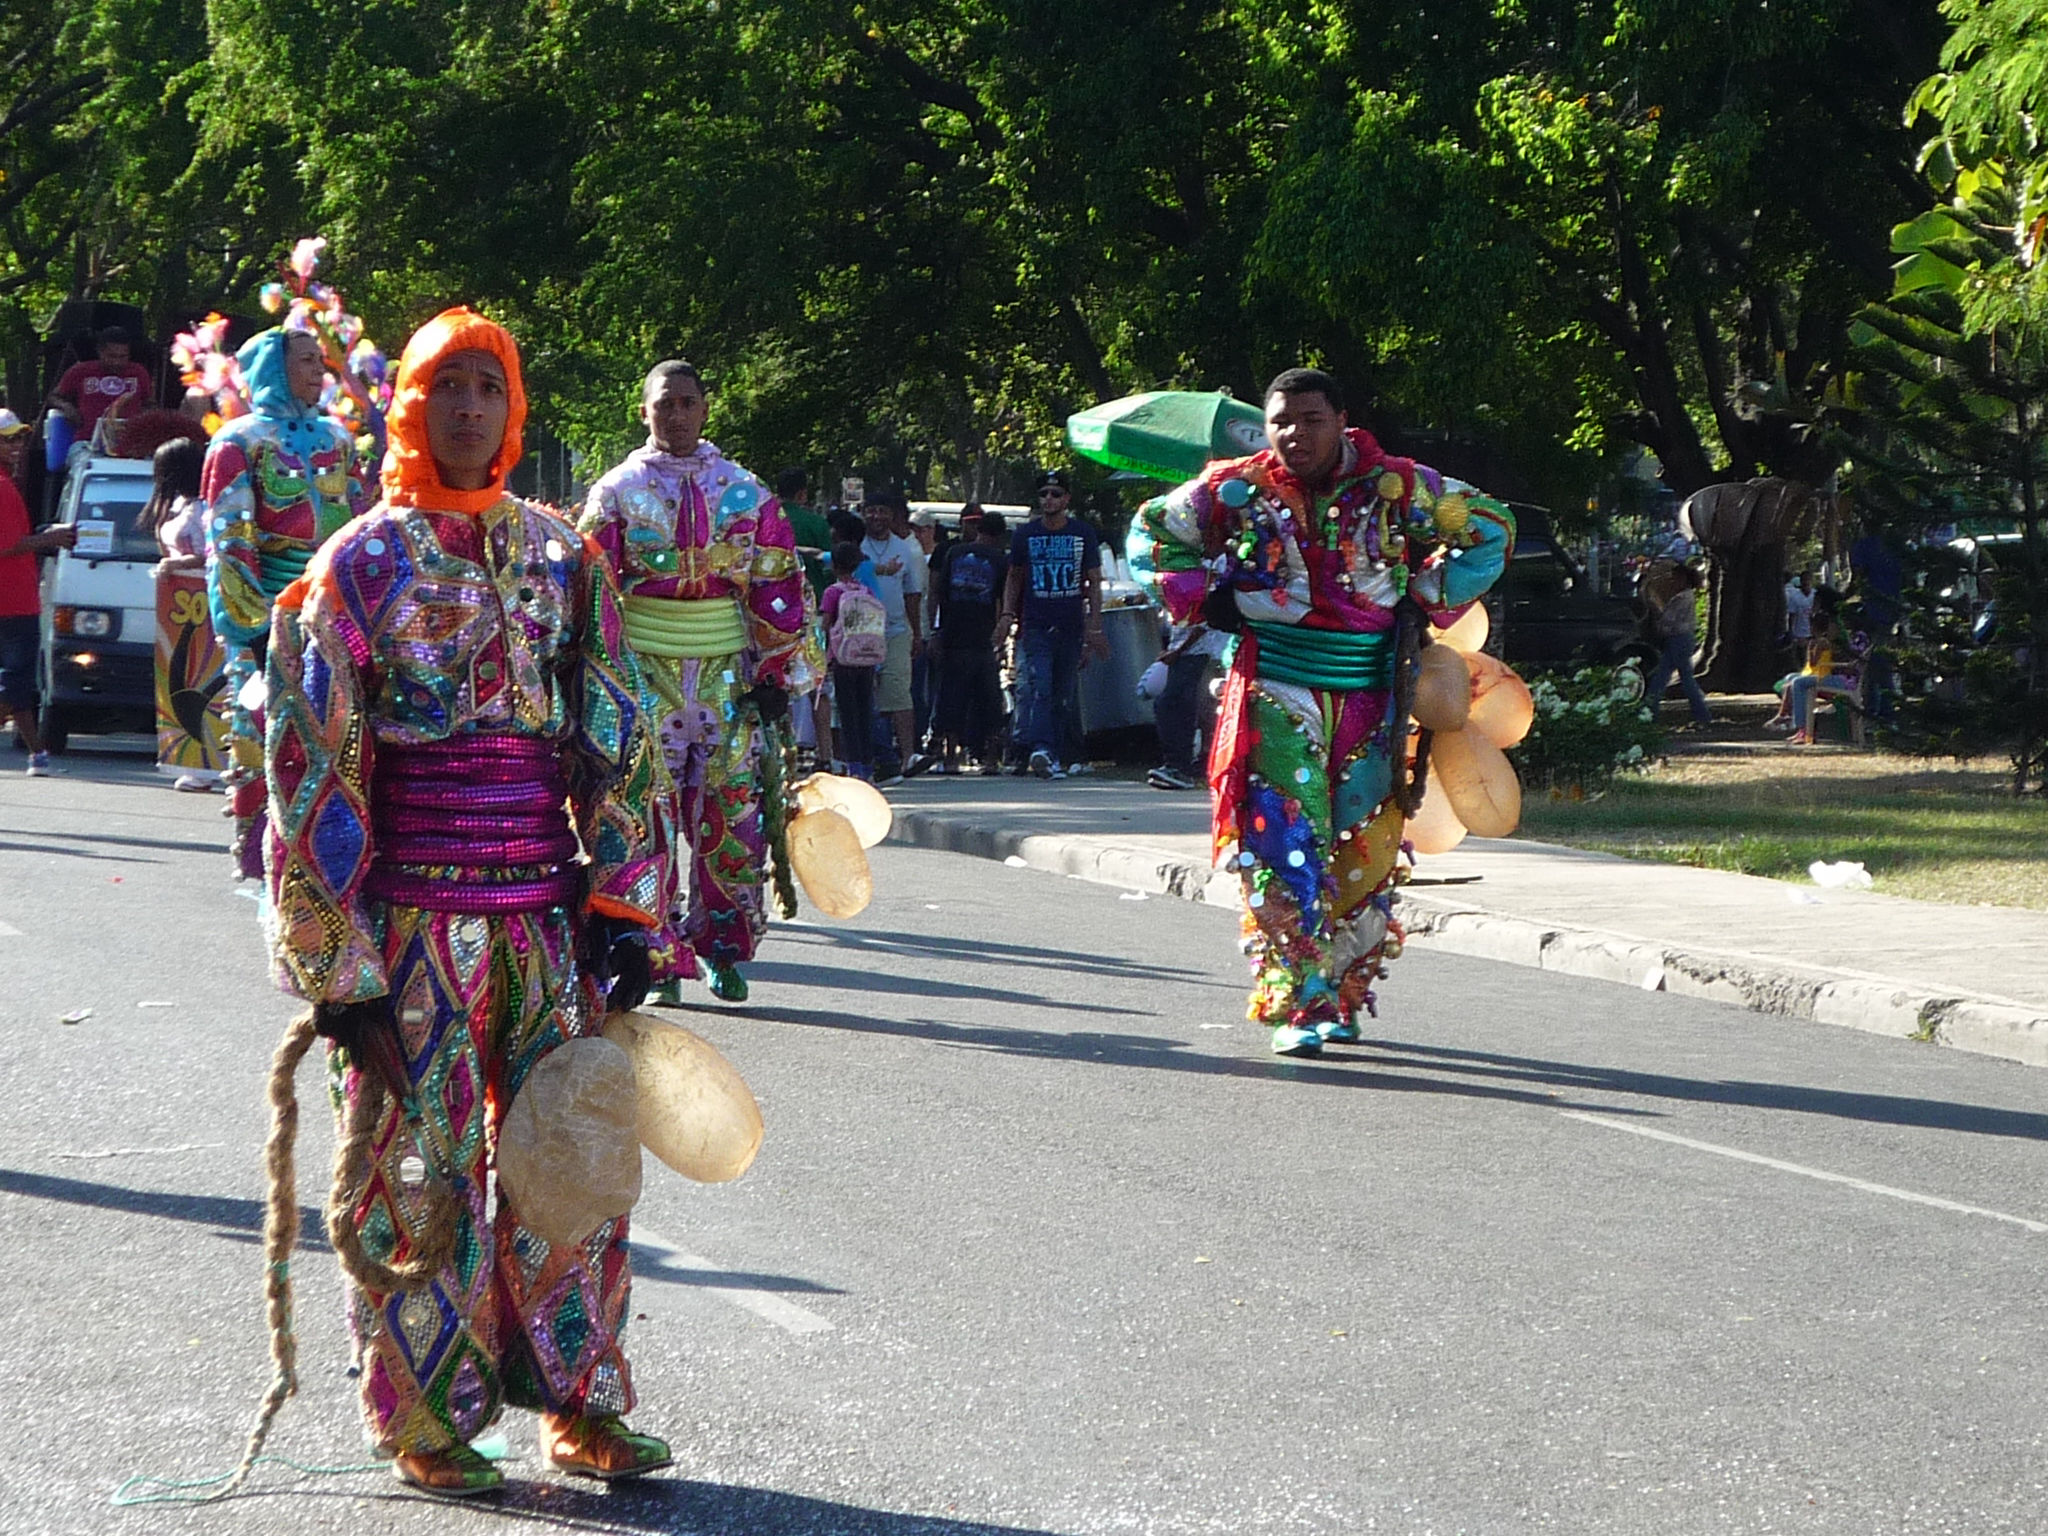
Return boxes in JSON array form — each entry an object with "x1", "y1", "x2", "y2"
[
  {"x1": 643, "y1": 651, "x2": 767, "y2": 976},
  {"x1": 1231, "y1": 683, "x2": 1404, "y2": 1028},
  {"x1": 336, "y1": 904, "x2": 634, "y2": 1454}
]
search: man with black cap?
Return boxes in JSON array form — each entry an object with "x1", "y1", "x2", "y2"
[{"x1": 995, "y1": 469, "x2": 1105, "y2": 778}]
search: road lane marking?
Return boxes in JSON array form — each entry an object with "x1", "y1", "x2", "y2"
[
  {"x1": 0, "y1": 919, "x2": 19, "y2": 937},
  {"x1": 631, "y1": 1226, "x2": 834, "y2": 1334},
  {"x1": 1560, "y1": 1111, "x2": 2048, "y2": 1234}
]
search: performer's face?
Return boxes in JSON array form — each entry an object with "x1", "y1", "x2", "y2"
[
  {"x1": 643, "y1": 373, "x2": 708, "y2": 455},
  {"x1": 285, "y1": 332, "x2": 326, "y2": 406},
  {"x1": 1264, "y1": 389, "x2": 1347, "y2": 486},
  {"x1": 426, "y1": 349, "x2": 511, "y2": 490}
]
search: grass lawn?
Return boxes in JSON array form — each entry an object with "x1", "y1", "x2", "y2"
[{"x1": 1515, "y1": 742, "x2": 2048, "y2": 910}]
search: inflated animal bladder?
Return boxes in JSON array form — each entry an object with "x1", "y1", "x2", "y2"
[
  {"x1": 793, "y1": 773, "x2": 892, "y2": 850},
  {"x1": 496, "y1": 1036, "x2": 642, "y2": 1250},
  {"x1": 1436, "y1": 602, "x2": 1491, "y2": 655},
  {"x1": 1404, "y1": 764, "x2": 1469, "y2": 855},
  {"x1": 1464, "y1": 650, "x2": 1536, "y2": 749},
  {"x1": 1432, "y1": 725, "x2": 1522, "y2": 838},
  {"x1": 787, "y1": 806, "x2": 873, "y2": 917},
  {"x1": 603, "y1": 1010, "x2": 763, "y2": 1183},
  {"x1": 1411, "y1": 643, "x2": 1473, "y2": 731}
]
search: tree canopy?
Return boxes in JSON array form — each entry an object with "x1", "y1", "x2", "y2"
[{"x1": 0, "y1": 0, "x2": 1960, "y2": 512}]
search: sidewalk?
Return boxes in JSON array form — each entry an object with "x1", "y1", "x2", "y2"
[{"x1": 880, "y1": 772, "x2": 2048, "y2": 1068}]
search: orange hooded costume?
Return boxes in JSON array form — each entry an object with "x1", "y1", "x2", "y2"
[{"x1": 260, "y1": 307, "x2": 675, "y2": 1467}]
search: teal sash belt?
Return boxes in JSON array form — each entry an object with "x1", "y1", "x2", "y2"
[
  {"x1": 258, "y1": 547, "x2": 314, "y2": 597},
  {"x1": 1247, "y1": 621, "x2": 1393, "y2": 691}
]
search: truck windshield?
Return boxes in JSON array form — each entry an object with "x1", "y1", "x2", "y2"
[{"x1": 69, "y1": 479, "x2": 160, "y2": 562}]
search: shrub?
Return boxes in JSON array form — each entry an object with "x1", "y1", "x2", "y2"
[{"x1": 1508, "y1": 663, "x2": 1666, "y2": 792}]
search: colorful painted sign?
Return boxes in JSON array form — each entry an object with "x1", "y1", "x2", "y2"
[{"x1": 155, "y1": 571, "x2": 229, "y2": 775}]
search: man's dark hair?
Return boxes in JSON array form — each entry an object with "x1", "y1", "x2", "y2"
[
  {"x1": 828, "y1": 508, "x2": 864, "y2": 543},
  {"x1": 642, "y1": 359, "x2": 703, "y2": 400},
  {"x1": 976, "y1": 509, "x2": 1006, "y2": 538},
  {"x1": 1264, "y1": 367, "x2": 1345, "y2": 414},
  {"x1": 98, "y1": 325, "x2": 131, "y2": 349},
  {"x1": 776, "y1": 466, "x2": 809, "y2": 500},
  {"x1": 862, "y1": 485, "x2": 907, "y2": 514},
  {"x1": 830, "y1": 540, "x2": 863, "y2": 575}
]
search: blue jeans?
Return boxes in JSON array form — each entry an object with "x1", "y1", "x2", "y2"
[
  {"x1": 1646, "y1": 632, "x2": 1710, "y2": 725},
  {"x1": 1789, "y1": 672, "x2": 1854, "y2": 733},
  {"x1": 1016, "y1": 622, "x2": 1084, "y2": 759}
]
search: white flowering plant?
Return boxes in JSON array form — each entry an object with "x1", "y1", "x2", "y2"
[{"x1": 1508, "y1": 663, "x2": 1665, "y2": 791}]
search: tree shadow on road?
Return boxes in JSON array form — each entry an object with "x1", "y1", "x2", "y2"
[
  {"x1": 736, "y1": 1004, "x2": 1654, "y2": 1116},
  {"x1": 771, "y1": 925, "x2": 1236, "y2": 991},
  {"x1": 1370, "y1": 1039, "x2": 2048, "y2": 1142}
]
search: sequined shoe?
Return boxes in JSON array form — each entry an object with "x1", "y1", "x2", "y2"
[
  {"x1": 651, "y1": 977, "x2": 686, "y2": 1008},
  {"x1": 1317, "y1": 1017, "x2": 1363, "y2": 1045},
  {"x1": 707, "y1": 964, "x2": 749, "y2": 1003},
  {"x1": 392, "y1": 1443, "x2": 504, "y2": 1498},
  {"x1": 1270, "y1": 1023, "x2": 1323, "y2": 1058},
  {"x1": 541, "y1": 1412, "x2": 673, "y2": 1482}
]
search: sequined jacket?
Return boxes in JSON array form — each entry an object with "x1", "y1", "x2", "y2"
[
  {"x1": 204, "y1": 412, "x2": 369, "y2": 647},
  {"x1": 1130, "y1": 427, "x2": 1514, "y2": 639},
  {"x1": 577, "y1": 442, "x2": 808, "y2": 689},
  {"x1": 262, "y1": 495, "x2": 674, "y2": 1005}
]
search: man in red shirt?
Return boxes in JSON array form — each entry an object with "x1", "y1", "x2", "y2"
[
  {"x1": 0, "y1": 407, "x2": 77, "y2": 774},
  {"x1": 47, "y1": 326, "x2": 155, "y2": 440}
]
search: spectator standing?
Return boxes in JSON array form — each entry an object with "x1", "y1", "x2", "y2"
[
  {"x1": 777, "y1": 466, "x2": 835, "y2": 769},
  {"x1": 1784, "y1": 571, "x2": 1814, "y2": 644},
  {"x1": 859, "y1": 488, "x2": 928, "y2": 782},
  {"x1": 1645, "y1": 562, "x2": 1712, "y2": 728},
  {"x1": 931, "y1": 510, "x2": 1008, "y2": 771},
  {"x1": 0, "y1": 408, "x2": 77, "y2": 775},
  {"x1": 1147, "y1": 618, "x2": 1227, "y2": 790},
  {"x1": 48, "y1": 326, "x2": 155, "y2": 441},
  {"x1": 822, "y1": 542, "x2": 887, "y2": 779},
  {"x1": 995, "y1": 469, "x2": 1106, "y2": 778}
]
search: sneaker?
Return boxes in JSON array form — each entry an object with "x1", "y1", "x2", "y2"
[
  {"x1": 24, "y1": 752, "x2": 51, "y2": 778},
  {"x1": 903, "y1": 752, "x2": 940, "y2": 778},
  {"x1": 173, "y1": 773, "x2": 213, "y2": 792},
  {"x1": 1147, "y1": 766, "x2": 1199, "y2": 791},
  {"x1": 1316, "y1": 1017, "x2": 1363, "y2": 1045},
  {"x1": 875, "y1": 771, "x2": 905, "y2": 788},
  {"x1": 1064, "y1": 760, "x2": 1094, "y2": 777},
  {"x1": 1028, "y1": 749, "x2": 1054, "y2": 779},
  {"x1": 1269, "y1": 1024, "x2": 1323, "y2": 1058}
]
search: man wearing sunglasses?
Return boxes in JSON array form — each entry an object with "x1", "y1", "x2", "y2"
[{"x1": 994, "y1": 470, "x2": 1106, "y2": 778}]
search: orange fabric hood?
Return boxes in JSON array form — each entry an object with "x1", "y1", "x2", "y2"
[{"x1": 380, "y1": 306, "x2": 527, "y2": 513}]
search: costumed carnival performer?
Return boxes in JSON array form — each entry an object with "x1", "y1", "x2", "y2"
[
  {"x1": 1130, "y1": 368, "x2": 1514, "y2": 1057},
  {"x1": 579, "y1": 360, "x2": 812, "y2": 1005},
  {"x1": 263, "y1": 308, "x2": 676, "y2": 1494},
  {"x1": 204, "y1": 325, "x2": 370, "y2": 876}
]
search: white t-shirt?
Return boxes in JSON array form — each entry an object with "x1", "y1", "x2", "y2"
[
  {"x1": 1784, "y1": 583, "x2": 1814, "y2": 640},
  {"x1": 861, "y1": 531, "x2": 926, "y2": 636}
]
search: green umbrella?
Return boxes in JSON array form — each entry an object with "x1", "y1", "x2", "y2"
[{"x1": 1065, "y1": 390, "x2": 1268, "y2": 481}]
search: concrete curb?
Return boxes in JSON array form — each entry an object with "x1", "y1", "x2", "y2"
[{"x1": 887, "y1": 806, "x2": 2048, "y2": 1069}]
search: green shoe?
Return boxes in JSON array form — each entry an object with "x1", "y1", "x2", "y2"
[
  {"x1": 707, "y1": 964, "x2": 749, "y2": 1003},
  {"x1": 542, "y1": 1412, "x2": 673, "y2": 1482},
  {"x1": 651, "y1": 977, "x2": 685, "y2": 1008},
  {"x1": 1270, "y1": 1023, "x2": 1323, "y2": 1058},
  {"x1": 392, "y1": 1443, "x2": 505, "y2": 1498}
]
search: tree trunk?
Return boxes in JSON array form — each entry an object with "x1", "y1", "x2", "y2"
[{"x1": 1700, "y1": 545, "x2": 1789, "y2": 692}]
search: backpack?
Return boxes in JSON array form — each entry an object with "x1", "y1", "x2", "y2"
[{"x1": 829, "y1": 583, "x2": 889, "y2": 667}]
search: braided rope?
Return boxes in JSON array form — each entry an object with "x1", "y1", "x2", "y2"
[{"x1": 325, "y1": 1066, "x2": 459, "y2": 1297}]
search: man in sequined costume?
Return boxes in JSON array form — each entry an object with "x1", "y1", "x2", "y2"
[
  {"x1": 1131, "y1": 369, "x2": 1514, "y2": 1057},
  {"x1": 264, "y1": 309, "x2": 675, "y2": 1494},
  {"x1": 579, "y1": 361, "x2": 810, "y2": 1005},
  {"x1": 204, "y1": 326, "x2": 369, "y2": 875}
]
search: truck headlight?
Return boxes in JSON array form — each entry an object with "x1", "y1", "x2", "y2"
[{"x1": 54, "y1": 606, "x2": 117, "y2": 639}]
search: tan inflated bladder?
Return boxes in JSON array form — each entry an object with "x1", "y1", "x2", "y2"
[
  {"x1": 793, "y1": 773, "x2": 892, "y2": 849},
  {"x1": 787, "y1": 806, "x2": 873, "y2": 917},
  {"x1": 603, "y1": 1010, "x2": 763, "y2": 1183},
  {"x1": 1436, "y1": 602, "x2": 1491, "y2": 655},
  {"x1": 1464, "y1": 650, "x2": 1537, "y2": 749},
  {"x1": 1432, "y1": 725, "x2": 1522, "y2": 838},
  {"x1": 496, "y1": 1036, "x2": 643, "y2": 1250},
  {"x1": 1411, "y1": 644, "x2": 1472, "y2": 731},
  {"x1": 1404, "y1": 764, "x2": 1469, "y2": 855}
]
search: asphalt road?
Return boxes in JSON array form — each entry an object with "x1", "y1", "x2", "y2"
[{"x1": 4, "y1": 744, "x2": 2048, "y2": 1534}]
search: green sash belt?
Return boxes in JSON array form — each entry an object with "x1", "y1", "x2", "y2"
[
  {"x1": 1247, "y1": 621, "x2": 1393, "y2": 691},
  {"x1": 623, "y1": 594, "x2": 748, "y2": 660},
  {"x1": 258, "y1": 547, "x2": 313, "y2": 598}
]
